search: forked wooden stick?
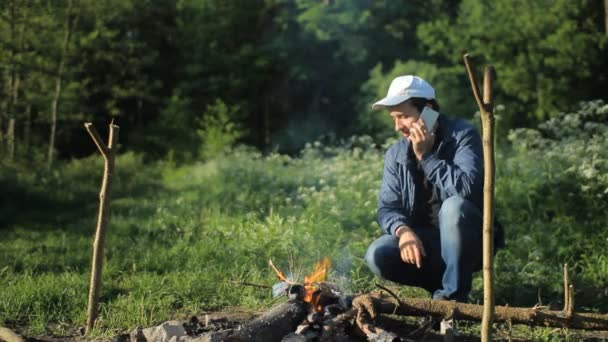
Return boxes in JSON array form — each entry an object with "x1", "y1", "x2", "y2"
[
  {"x1": 463, "y1": 53, "x2": 496, "y2": 342},
  {"x1": 84, "y1": 122, "x2": 119, "y2": 334}
]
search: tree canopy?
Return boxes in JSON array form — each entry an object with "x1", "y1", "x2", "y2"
[{"x1": 1, "y1": 0, "x2": 607, "y2": 161}]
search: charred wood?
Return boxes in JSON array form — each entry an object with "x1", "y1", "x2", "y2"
[{"x1": 221, "y1": 299, "x2": 310, "y2": 342}]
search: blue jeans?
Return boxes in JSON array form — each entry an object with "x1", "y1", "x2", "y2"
[{"x1": 365, "y1": 196, "x2": 483, "y2": 302}]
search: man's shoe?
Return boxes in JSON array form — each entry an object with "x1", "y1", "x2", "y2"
[
  {"x1": 418, "y1": 315, "x2": 440, "y2": 330},
  {"x1": 440, "y1": 318, "x2": 459, "y2": 337}
]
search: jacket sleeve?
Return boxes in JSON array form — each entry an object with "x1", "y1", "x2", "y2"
[
  {"x1": 377, "y1": 149, "x2": 413, "y2": 236},
  {"x1": 419, "y1": 127, "x2": 484, "y2": 204}
]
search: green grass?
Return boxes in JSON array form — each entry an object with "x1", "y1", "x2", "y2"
[
  {"x1": 1, "y1": 133, "x2": 608, "y2": 340},
  {"x1": 0, "y1": 140, "x2": 386, "y2": 337}
]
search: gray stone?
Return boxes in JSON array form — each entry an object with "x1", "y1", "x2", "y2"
[{"x1": 140, "y1": 320, "x2": 188, "y2": 342}]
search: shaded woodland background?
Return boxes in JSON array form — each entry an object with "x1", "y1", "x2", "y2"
[
  {"x1": 2, "y1": 0, "x2": 608, "y2": 339},
  {"x1": 1, "y1": 0, "x2": 607, "y2": 162}
]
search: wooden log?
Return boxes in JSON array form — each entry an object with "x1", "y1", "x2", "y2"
[
  {"x1": 0, "y1": 327, "x2": 24, "y2": 342},
  {"x1": 220, "y1": 300, "x2": 310, "y2": 342},
  {"x1": 320, "y1": 309, "x2": 356, "y2": 342},
  {"x1": 354, "y1": 303, "x2": 400, "y2": 342},
  {"x1": 353, "y1": 294, "x2": 608, "y2": 331}
]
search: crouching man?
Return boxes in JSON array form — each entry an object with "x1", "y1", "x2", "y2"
[{"x1": 365, "y1": 75, "x2": 504, "y2": 302}]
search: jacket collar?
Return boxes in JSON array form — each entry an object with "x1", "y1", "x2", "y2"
[{"x1": 395, "y1": 114, "x2": 451, "y2": 165}]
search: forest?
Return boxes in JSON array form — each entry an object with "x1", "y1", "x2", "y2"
[{"x1": 1, "y1": 0, "x2": 608, "y2": 340}]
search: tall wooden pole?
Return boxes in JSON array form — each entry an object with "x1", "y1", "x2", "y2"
[
  {"x1": 464, "y1": 54, "x2": 496, "y2": 342},
  {"x1": 84, "y1": 122, "x2": 119, "y2": 334}
]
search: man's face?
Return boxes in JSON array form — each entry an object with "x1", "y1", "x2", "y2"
[{"x1": 388, "y1": 100, "x2": 421, "y2": 139}]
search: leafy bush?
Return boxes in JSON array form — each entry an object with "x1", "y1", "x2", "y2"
[
  {"x1": 492, "y1": 100, "x2": 608, "y2": 306},
  {"x1": 197, "y1": 99, "x2": 244, "y2": 160}
]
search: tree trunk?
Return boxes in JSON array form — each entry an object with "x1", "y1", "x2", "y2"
[
  {"x1": 605, "y1": 0, "x2": 608, "y2": 36},
  {"x1": 84, "y1": 122, "x2": 120, "y2": 334},
  {"x1": 7, "y1": 118, "x2": 15, "y2": 161},
  {"x1": 48, "y1": 0, "x2": 76, "y2": 169},
  {"x1": 0, "y1": 106, "x2": 4, "y2": 155},
  {"x1": 3, "y1": 0, "x2": 16, "y2": 159},
  {"x1": 9, "y1": 71, "x2": 21, "y2": 161},
  {"x1": 353, "y1": 294, "x2": 608, "y2": 331},
  {"x1": 23, "y1": 104, "x2": 31, "y2": 153}
]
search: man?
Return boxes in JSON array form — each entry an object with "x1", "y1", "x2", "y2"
[{"x1": 365, "y1": 75, "x2": 504, "y2": 302}]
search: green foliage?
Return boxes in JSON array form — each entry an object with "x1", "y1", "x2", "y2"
[
  {"x1": 491, "y1": 100, "x2": 608, "y2": 306},
  {"x1": 2, "y1": 0, "x2": 607, "y2": 161},
  {"x1": 0, "y1": 139, "x2": 384, "y2": 336},
  {"x1": 295, "y1": 0, "x2": 370, "y2": 64},
  {"x1": 197, "y1": 99, "x2": 244, "y2": 160},
  {"x1": 417, "y1": 0, "x2": 608, "y2": 122}
]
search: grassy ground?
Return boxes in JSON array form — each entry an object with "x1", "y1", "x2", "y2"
[{"x1": 1, "y1": 135, "x2": 607, "y2": 341}]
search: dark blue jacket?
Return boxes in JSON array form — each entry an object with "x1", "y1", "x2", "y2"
[{"x1": 377, "y1": 115, "x2": 503, "y2": 245}]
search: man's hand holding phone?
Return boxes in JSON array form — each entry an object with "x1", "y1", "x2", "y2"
[{"x1": 409, "y1": 107, "x2": 439, "y2": 160}]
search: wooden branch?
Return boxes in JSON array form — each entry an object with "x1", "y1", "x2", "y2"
[
  {"x1": 0, "y1": 327, "x2": 24, "y2": 342},
  {"x1": 355, "y1": 307, "x2": 400, "y2": 342},
  {"x1": 567, "y1": 285, "x2": 575, "y2": 318},
  {"x1": 85, "y1": 122, "x2": 119, "y2": 334},
  {"x1": 352, "y1": 293, "x2": 608, "y2": 331},
  {"x1": 269, "y1": 259, "x2": 296, "y2": 285},
  {"x1": 481, "y1": 64, "x2": 496, "y2": 342},
  {"x1": 375, "y1": 282, "x2": 403, "y2": 315},
  {"x1": 464, "y1": 53, "x2": 497, "y2": 342},
  {"x1": 352, "y1": 295, "x2": 400, "y2": 342},
  {"x1": 483, "y1": 66, "x2": 494, "y2": 108},
  {"x1": 108, "y1": 123, "x2": 118, "y2": 149},
  {"x1": 463, "y1": 54, "x2": 484, "y2": 112},
  {"x1": 84, "y1": 123, "x2": 108, "y2": 156}
]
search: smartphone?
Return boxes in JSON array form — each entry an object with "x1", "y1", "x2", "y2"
[{"x1": 420, "y1": 107, "x2": 440, "y2": 133}]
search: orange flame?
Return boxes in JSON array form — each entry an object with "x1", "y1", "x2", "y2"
[
  {"x1": 268, "y1": 257, "x2": 331, "y2": 311},
  {"x1": 303, "y1": 257, "x2": 330, "y2": 303}
]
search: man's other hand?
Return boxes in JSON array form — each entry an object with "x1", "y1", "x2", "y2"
[{"x1": 396, "y1": 226, "x2": 426, "y2": 268}]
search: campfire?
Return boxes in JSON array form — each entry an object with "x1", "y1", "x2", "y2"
[
  {"x1": 122, "y1": 261, "x2": 608, "y2": 342},
  {"x1": 267, "y1": 258, "x2": 359, "y2": 341}
]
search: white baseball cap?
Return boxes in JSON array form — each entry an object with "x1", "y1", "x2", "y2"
[{"x1": 371, "y1": 75, "x2": 435, "y2": 111}]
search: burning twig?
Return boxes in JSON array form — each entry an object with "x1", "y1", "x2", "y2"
[{"x1": 268, "y1": 259, "x2": 295, "y2": 285}]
